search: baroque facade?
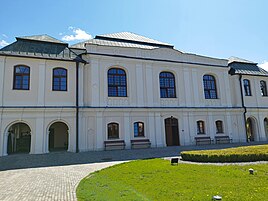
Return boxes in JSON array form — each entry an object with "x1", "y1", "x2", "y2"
[{"x1": 0, "y1": 32, "x2": 267, "y2": 156}]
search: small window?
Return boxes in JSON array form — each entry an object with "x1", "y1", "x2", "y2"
[
  {"x1": 134, "y1": 122, "x2": 144, "y2": 137},
  {"x1": 215, "y1": 120, "x2": 224, "y2": 133},
  {"x1": 107, "y1": 123, "x2": 119, "y2": 139},
  {"x1": 159, "y1": 72, "x2": 176, "y2": 98},
  {"x1": 108, "y1": 68, "x2": 127, "y2": 97},
  {"x1": 203, "y1": 75, "x2": 217, "y2": 99},
  {"x1": 53, "y1": 68, "x2": 67, "y2": 91},
  {"x1": 243, "y1": 79, "x2": 251, "y2": 96},
  {"x1": 260, "y1": 80, "x2": 268, "y2": 96},
  {"x1": 197, "y1": 121, "x2": 205, "y2": 134},
  {"x1": 13, "y1": 65, "x2": 30, "y2": 90}
]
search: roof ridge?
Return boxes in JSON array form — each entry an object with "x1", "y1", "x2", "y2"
[{"x1": 16, "y1": 34, "x2": 67, "y2": 45}]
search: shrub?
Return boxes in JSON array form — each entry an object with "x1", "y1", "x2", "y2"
[{"x1": 181, "y1": 145, "x2": 268, "y2": 162}]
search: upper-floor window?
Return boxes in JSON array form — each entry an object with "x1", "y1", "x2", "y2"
[
  {"x1": 215, "y1": 120, "x2": 224, "y2": 133},
  {"x1": 203, "y1": 75, "x2": 217, "y2": 99},
  {"x1": 108, "y1": 68, "x2": 127, "y2": 97},
  {"x1": 243, "y1": 79, "x2": 251, "y2": 96},
  {"x1": 134, "y1": 122, "x2": 144, "y2": 137},
  {"x1": 108, "y1": 122, "x2": 119, "y2": 139},
  {"x1": 53, "y1": 68, "x2": 67, "y2": 91},
  {"x1": 13, "y1": 65, "x2": 30, "y2": 90},
  {"x1": 260, "y1": 80, "x2": 268, "y2": 96},
  {"x1": 159, "y1": 72, "x2": 176, "y2": 98},
  {"x1": 197, "y1": 120, "x2": 205, "y2": 134}
]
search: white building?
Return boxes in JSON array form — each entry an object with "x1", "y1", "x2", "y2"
[{"x1": 0, "y1": 32, "x2": 267, "y2": 156}]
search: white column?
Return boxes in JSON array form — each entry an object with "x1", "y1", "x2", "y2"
[
  {"x1": 136, "y1": 64, "x2": 144, "y2": 106},
  {"x1": 223, "y1": 73, "x2": 232, "y2": 106},
  {"x1": 155, "y1": 112, "x2": 163, "y2": 147},
  {"x1": 226, "y1": 112, "x2": 233, "y2": 139},
  {"x1": 145, "y1": 64, "x2": 153, "y2": 106},
  {"x1": 37, "y1": 62, "x2": 46, "y2": 106},
  {"x1": 91, "y1": 60, "x2": 100, "y2": 106},
  {"x1": 96, "y1": 112, "x2": 103, "y2": 150},
  {"x1": 148, "y1": 113, "x2": 156, "y2": 147},
  {"x1": 183, "y1": 68, "x2": 192, "y2": 106},
  {"x1": 182, "y1": 113, "x2": 190, "y2": 145},
  {"x1": 34, "y1": 117, "x2": 44, "y2": 154},
  {"x1": 124, "y1": 112, "x2": 131, "y2": 149},
  {"x1": 258, "y1": 115, "x2": 266, "y2": 141},
  {"x1": 208, "y1": 112, "x2": 214, "y2": 138},
  {"x1": 0, "y1": 57, "x2": 6, "y2": 106},
  {"x1": 192, "y1": 69, "x2": 199, "y2": 106}
]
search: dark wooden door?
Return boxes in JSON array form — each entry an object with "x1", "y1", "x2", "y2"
[{"x1": 165, "y1": 117, "x2": 179, "y2": 146}]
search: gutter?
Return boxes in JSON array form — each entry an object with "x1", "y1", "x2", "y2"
[{"x1": 239, "y1": 74, "x2": 248, "y2": 142}]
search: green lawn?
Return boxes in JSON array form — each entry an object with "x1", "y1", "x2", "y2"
[{"x1": 77, "y1": 159, "x2": 268, "y2": 201}]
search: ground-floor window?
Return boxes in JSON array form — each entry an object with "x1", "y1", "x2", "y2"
[
  {"x1": 215, "y1": 120, "x2": 224, "y2": 133},
  {"x1": 197, "y1": 120, "x2": 205, "y2": 134},
  {"x1": 134, "y1": 122, "x2": 144, "y2": 137},
  {"x1": 108, "y1": 123, "x2": 119, "y2": 139}
]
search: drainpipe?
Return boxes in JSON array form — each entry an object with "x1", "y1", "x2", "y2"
[
  {"x1": 76, "y1": 61, "x2": 79, "y2": 153},
  {"x1": 239, "y1": 74, "x2": 248, "y2": 142}
]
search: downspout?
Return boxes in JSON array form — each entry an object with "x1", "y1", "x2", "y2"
[
  {"x1": 76, "y1": 61, "x2": 79, "y2": 153},
  {"x1": 239, "y1": 74, "x2": 248, "y2": 142}
]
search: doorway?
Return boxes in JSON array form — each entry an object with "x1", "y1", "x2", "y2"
[{"x1": 165, "y1": 117, "x2": 179, "y2": 146}]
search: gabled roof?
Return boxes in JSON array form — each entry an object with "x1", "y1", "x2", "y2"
[
  {"x1": 71, "y1": 31, "x2": 174, "y2": 50},
  {"x1": 17, "y1": 34, "x2": 67, "y2": 45}
]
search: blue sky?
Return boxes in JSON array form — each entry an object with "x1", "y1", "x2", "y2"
[{"x1": 1, "y1": 0, "x2": 268, "y2": 69}]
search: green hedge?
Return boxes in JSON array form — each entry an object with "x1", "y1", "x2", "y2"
[{"x1": 181, "y1": 145, "x2": 268, "y2": 162}]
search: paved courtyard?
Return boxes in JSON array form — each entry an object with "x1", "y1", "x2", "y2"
[{"x1": 0, "y1": 142, "x2": 266, "y2": 201}]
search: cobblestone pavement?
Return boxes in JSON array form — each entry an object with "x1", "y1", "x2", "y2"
[{"x1": 0, "y1": 142, "x2": 266, "y2": 201}]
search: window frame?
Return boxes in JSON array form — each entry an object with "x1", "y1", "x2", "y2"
[
  {"x1": 260, "y1": 80, "x2": 268, "y2": 96},
  {"x1": 203, "y1": 74, "x2": 218, "y2": 99},
  {"x1": 13, "y1": 65, "x2": 30, "y2": 90},
  {"x1": 52, "y1": 67, "x2": 68, "y2": 91},
  {"x1": 243, "y1": 79, "x2": 252, "y2": 96},
  {"x1": 108, "y1": 68, "x2": 127, "y2": 97},
  {"x1": 159, "y1": 71, "x2": 176, "y2": 98},
  {"x1": 215, "y1": 120, "x2": 224, "y2": 134},
  {"x1": 134, "y1": 122, "x2": 145, "y2": 137},
  {"x1": 107, "y1": 122, "x2": 119, "y2": 140},
  {"x1": 197, "y1": 120, "x2": 205, "y2": 134}
]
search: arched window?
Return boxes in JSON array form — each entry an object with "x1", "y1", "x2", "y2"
[
  {"x1": 260, "y1": 80, "x2": 268, "y2": 96},
  {"x1": 159, "y1": 72, "x2": 176, "y2": 98},
  {"x1": 243, "y1": 79, "x2": 251, "y2": 96},
  {"x1": 53, "y1": 68, "x2": 67, "y2": 91},
  {"x1": 13, "y1": 65, "x2": 30, "y2": 90},
  {"x1": 203, "y1": 75, "x2": 217, "y2": 99},
  {"x1": 197, "y1": 120, "x2": 205, "y2": 134},
  {"x1": 108, "y1": 68, "x2": 127, "y2": 97},
  {"x1": 264, "y1": 118, "x2": 268, "y2": 138},
  {"x1": 108, "y1": 123, "x2": 119, "y2": 139},
  {"x1": 134, "y1": 122, "x2": 144, "y2": 137},
  {"x1": 215, "y1": 120, "x2": 224, "y2": 133}
]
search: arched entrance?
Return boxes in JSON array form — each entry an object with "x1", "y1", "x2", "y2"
[
  {"x1": 7, "y1": 123, "x2": 31, "y2": 154},
  {"x1": 246, "y1": 118, "x2": 255, "y2": 142},
  {"x1": 48, "y1": 122, "x2": 69, "y2": 152},
  {"x1": 165, "y1": 117, "x2": 180, "y2": 146},
  {"x1": 264, "y1": 118, "x2": 268, "y2": 140}
]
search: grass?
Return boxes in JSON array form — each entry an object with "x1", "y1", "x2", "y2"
[
  {"x1": 181, "y1": 145, "x2": 268, "y2": 162},
  {"x1": 76, "y1": 159, "x2": 268, "y2": 201}
]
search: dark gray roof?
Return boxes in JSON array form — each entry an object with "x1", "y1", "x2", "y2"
[
  {"x1": 71, "y1": 32, "x2": 174, "y2": 50},
  {"x1": 229, "y1": 62, "x2": 268, "y2": 76},
  {"x1": 0, "y1": 35, "x2": 84, "y2": 62},
  {"x1": 17, "y1": 34, "x2": 67, "y2": 45}
]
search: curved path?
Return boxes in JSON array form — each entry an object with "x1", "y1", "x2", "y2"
[{"x1": 0, "y1": 142, "x2": 266, "y2": 201}]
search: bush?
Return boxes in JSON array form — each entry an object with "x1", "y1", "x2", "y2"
[{"x1": 181, "y1": 145, "x2": 268, "y2": 162}]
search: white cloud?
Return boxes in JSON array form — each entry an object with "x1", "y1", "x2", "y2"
[
  {"x1": 0, "y1": 40, "x2": 9, "y2": 47},
  {"x1": 62, "y1": 28, "x2": 92, "y2": 41},
  {"x1": 259, "y1": 61, "x2": 268, "y2": 72}
]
